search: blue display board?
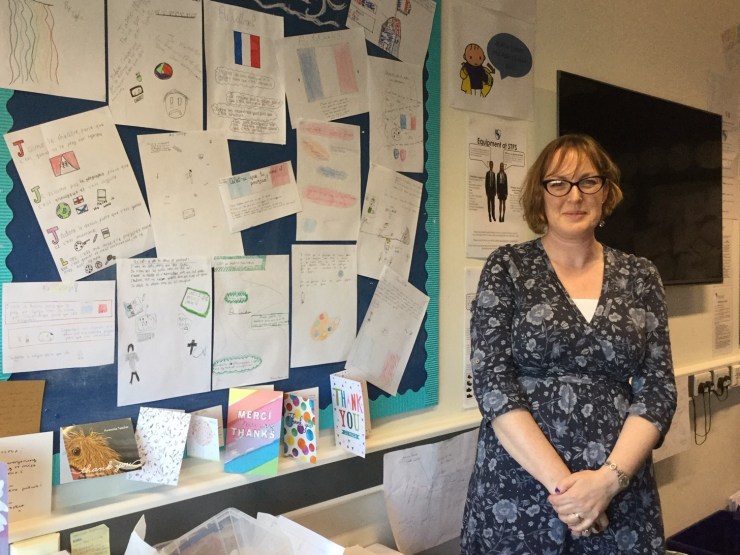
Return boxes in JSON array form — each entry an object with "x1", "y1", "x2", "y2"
[{"x1": 0, "y1": 0, "x2": 439, "y2": 450}]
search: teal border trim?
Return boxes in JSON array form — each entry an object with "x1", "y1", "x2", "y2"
[{"x1": 0, "y1": 89, "x2": 12, "y2": 381}]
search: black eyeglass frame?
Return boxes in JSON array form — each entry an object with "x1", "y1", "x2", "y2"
[{"x1": 541, "y1": 176, "x2": 607, "y2": 197}]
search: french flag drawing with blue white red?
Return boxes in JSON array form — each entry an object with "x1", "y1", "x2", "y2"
[{"x1": 234, "y1": 31, "x2": 261, "y2": 68}]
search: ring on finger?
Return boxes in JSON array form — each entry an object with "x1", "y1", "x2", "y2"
[{"x1": 571, "y1": 512, "x2": 582, "y2": 521}]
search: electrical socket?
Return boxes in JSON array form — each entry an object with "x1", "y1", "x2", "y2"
[
  {"x1": 689, "y1": 370, "x2": 713, "y2": 398},
  {"x1": 713, "y1": 366, "x2": 731, "y2": 394},
  {"x1": 731, "y1": 364, "x2": 740, "y2": 388}
]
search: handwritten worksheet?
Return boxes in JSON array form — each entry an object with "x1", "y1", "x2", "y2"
[
  {"x1": 296, "y1": 120, "x2": 361, "y2": 241},
  {"x1": 2, "y1": 282, "x2": 115, "y2": 373},
  {"x1": 0, "y1": 0, "x2": 105, "y2": 101},
  {"x1": 347, "y1": 0, "x2": 436, "y2": 65},
  {"x1": 291, "y1": 244, "x2": 357, "y2": 368},
  {"x1": 138, "y1": 130, "x2": 244, "y2": 257},
  {"x1": 205, "y1": 1, "x2": 286, "y2": 144},
  {"x1": 346, "y1": 266, "x2": 429, "y2": 395},
  {"x1": 280, "y1": 28, "x2": 369, "y2": 125},
  {"x1": 218, "y1": 162, "x2": 301, "y2": 233},
  {"x1": 357, "y1": 164, "x2": 422, "y2": 280},
  {"x1": 212, "y1": 255, "x2": 290, "y2": 390},
  {"x1": 368, "y1": 57, "x2": 424, "y2": 173},
  {"x1": 0, "y1": 462, "x2": 7, "y2": 555},
  {"x1": 4, "y1": 107, "x2": 155, "y2": 281},
  {"x1": 0, "y1": 432, "x2": 52, "y2": 523},
  {"x1": 116, "y1": 258, "x2": 212, "y2": 407},
  {"x1": 108, "y1": 0, "x2": 203, "y2": 131}
]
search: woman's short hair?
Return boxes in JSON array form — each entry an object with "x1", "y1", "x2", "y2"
[{"x1": 519, "y1": 134, "x2": 623, "y2": 234}]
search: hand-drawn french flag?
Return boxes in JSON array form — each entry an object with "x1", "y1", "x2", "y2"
[{"x1": 234, "y1": 31, "x2": 261, "y2": 69}]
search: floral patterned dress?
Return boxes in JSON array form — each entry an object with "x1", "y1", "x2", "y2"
[{"x1": 461, "y1": 239, "x2": 676, "y2": 554}]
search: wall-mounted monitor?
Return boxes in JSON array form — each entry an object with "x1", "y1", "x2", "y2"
[{"x1": 557, "y1": 70, "x2": 723, "y2": 286}]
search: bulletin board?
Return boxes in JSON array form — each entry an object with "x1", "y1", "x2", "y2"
[{"x1": 0, "y1": 0, "x2": 440, "y2": 452}]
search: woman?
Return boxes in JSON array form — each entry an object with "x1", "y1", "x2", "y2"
[{"x1": 461, "y1": 134, "x2": 677, "y2": 554}]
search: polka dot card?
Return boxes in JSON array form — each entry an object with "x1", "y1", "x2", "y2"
[{"x1": 282, "y1": 389, "x2": 318, "y2": 464}]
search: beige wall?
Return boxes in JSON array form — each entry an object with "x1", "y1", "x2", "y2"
[{"x1": 439, "y1": 0, "x2": 740, "y2": 537}]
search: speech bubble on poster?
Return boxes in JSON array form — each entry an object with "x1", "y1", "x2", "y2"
[
  {"x1": 469, "y1": 143, "x2": 491, "y2": 163},
  {"x1": 503, "y1": 149, "x2": 525, "y2": 167},
  {"x1": 487, "y1": 33, "x2": 532, "y2": 79}
]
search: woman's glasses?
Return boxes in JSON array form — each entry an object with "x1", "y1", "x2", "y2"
[{"x1": 542, "y1": 176, "x2": 606, "y2": 197}]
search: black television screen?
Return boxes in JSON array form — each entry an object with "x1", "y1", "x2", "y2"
[{"x1": 557, "y1": 70, "x2": 723, "y2": 286}]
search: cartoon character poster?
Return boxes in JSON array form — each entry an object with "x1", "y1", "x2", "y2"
[{"x1": 448, "y1": 0, "x2": 535, "y2": 120}]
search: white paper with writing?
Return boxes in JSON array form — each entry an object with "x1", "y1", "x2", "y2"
[
  {"x1": 0, "y1": 0, "x2": 105, "y2": 101},
  {"x1": 296, "y1": 120, "x2": 361, "y2": 241},
  {"x1": 219, "y1": 162, "x2": 301, "y2": 232},
  {"x1": 205, "y1": 1, "x2": 285, "y2": 144},
  {"x1": 346, "y1": 266, "x2": 429, "y2": 395},
  {"x1": 4, "y1": 107, "x2": 155, "y2": 281},
  {"x1": 2, "y1": 282, "x2": 115, "y2": 373},
  {"x1": 108, "y1": 0, "x2": 203, "y2": 131},
  {"x1": 291, "y1": 245, "x2": 357, "y2": 368},
  {"x1": 0, "y1": 432, "x2": 52, "y2": 522},
  {"x1": 138, "y1": 130, "x2": 243, "y2": 257},
  {"x1": 213, "y1": 255, "x2": 290, "y2": 389},
  {"x1": 116, "y1": 258, "x2": 212, "y2": 407},
  {"x1": 358, "y1": 164, "x2": 421, "y2": 280}
]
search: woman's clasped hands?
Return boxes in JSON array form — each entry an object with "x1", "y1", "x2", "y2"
[{"x1": 548, "y1": 468, "x2": 620, "y2": 538}]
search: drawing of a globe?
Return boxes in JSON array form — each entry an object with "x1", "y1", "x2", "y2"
[
  {"x1": 154, "y1": 62, "x2": 173, "y2": 80},
  {"x1": 56, "y1": 202, "x2": 71, "y2": 219}
]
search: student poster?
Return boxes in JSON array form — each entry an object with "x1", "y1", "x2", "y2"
[{"x1": 465, "y1": 116, "x2": 532, "y2": 259}]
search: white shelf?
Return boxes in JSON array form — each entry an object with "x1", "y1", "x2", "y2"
[{"x1": 9, "y1": 408, "x2": 482, "y2": 543}]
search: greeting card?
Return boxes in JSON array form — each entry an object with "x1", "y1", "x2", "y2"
[
  {"x1": 330, "y1": 373, "x2": 367, "y2": 458},
  {"x1": 60, "y1": 418, "x2": 141, "y2": 480},
  {"x1": 225, "y1": 389, "x2": 283, "y2": 475},
  {"x1": 282, "y1": 388, "x2": 318, "y2": 464},
  {"x1": 126, "y1": 408, "x2": 191, "y2": 486}
]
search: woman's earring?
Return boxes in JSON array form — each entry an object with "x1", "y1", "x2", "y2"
[{"x1": 598, "y1": 220, "x2": 605, "y2": 228}]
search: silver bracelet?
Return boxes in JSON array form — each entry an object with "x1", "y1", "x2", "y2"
[{"x1": 603, "y1": 459, "x2": 630, "y2": 490}]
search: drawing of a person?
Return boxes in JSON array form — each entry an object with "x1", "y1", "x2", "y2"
[
  {"x1": 485, "y1": 160, "x2": 497, "y2": 222},
  {"x1": 460, "y1": 44, "x2": 495, "y2": 97},
  {"x1": 497, "y1": 162, "x2": 508, "y2": 222},
  {"x1": 126, "y1": 344, "x2": 140, "y2": 384}
]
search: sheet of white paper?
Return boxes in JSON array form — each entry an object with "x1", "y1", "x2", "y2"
[
  {"x1": 346, "y1": 266, "x2": 429, "y2": 395},
  {"x1": 191, "y1": 405, "x2": 225, "y2": 447},
  {"x1": 127, "y1": 407, "x2": 191, "y2": 486},
  {"x1": 368, "y1": 57, "x2": 424, "y2": 173},
  {"x1": 347, "y1": 0, "x2": 436, "y2": 65},
  {"x1": 463, "y1": 267, "x2": 482, "y2": 410},
  {"x1": 465, "y1": 116, "x2": 531, "y2": 259},
  {"x1": 712, "y1": 285, "x2": 732, "y2": 356},
  {"x1": 205, "y1": 1, "x2": 286, "y2": 144},
  {"x1": 4, "y1": 107, "x2": 155, "y2": 281},
  {"x1": 219, "y1": 162, "x2": 301, "y2": 232},
  {"x1": 138, "y1": 130, "x2": 244, "y2": 257},
  {"x1": 2, "y1": 281, "x2": 114, "y2": 374},
  {"x1": 212, "y1": 255, "x2": 290, "y2": 389},
  {"x1": 0, "y1": 432, "x2": 52, "y2": 522},
  {"x1": 108, "y1": 0, "x2": 203, "y2": 131},
  {"x1": 291, "y1": 244, "x2": 357, "y2": 368},
  {"x1": 383, "y1": 430, "x2": 477, "y2": 555},
  {"x1": 0, "y1": 0, "x2": 105, "y2": 101},
  {"x1": 449, "y1": 1, "x2": 535, "y2": 120},
  {"x1": 358, "y1": 164, "x2": 422, "y2": 280},
  {"x1": 186, "y1": 415, "x2": 220, "y2": 461},
  {"x1": 123, "y1": 516, "x2": 157, "y2": 555},
  {"x1": 280, "y1": 28, "x2": 369, "y2": 126},
  {"x1": 296, "y1": 120, "x2": 361, "y2": 241},
  {"x1": 116, "y1": 258, "x2": 213, "y2": 407},
  {"x1": 256, "y1": 513, "x2": 345, "y2": 555},
  {"x1": 653, "y1": 374, "x2": 690, "y2": 463}
]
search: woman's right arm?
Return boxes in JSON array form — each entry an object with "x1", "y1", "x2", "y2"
[{"x1": 471, "y1": 248, "x2": 571, "y2": 493}]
